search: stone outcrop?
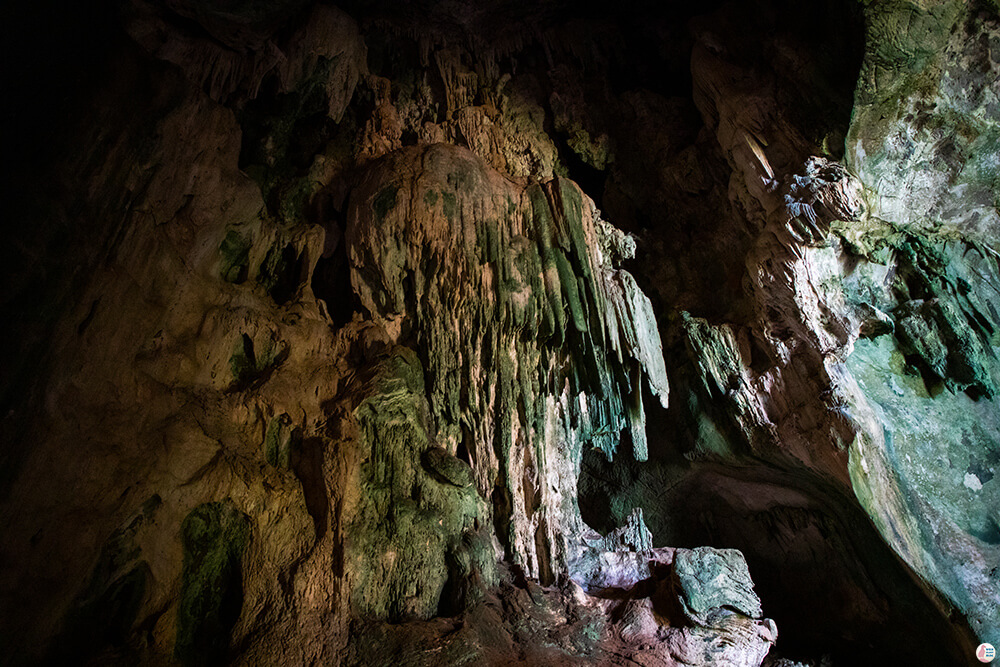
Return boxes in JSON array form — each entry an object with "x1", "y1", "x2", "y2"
[{"x1": 346, "y1": 143, "x2": 671, "y2": 585}]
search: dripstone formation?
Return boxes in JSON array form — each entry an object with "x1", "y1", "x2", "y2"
[{"x1": 1, "y1": 0, "x2": 997, "y2": 665}]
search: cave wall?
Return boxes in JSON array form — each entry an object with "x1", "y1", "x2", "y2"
[{"x1": 1, "y1": 0, "x2": 997, "y2": 665}]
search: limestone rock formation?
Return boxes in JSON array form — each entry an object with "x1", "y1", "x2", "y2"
[
  {"x1": 2, "y1": 0, "x2": 998, "y2": 665},
  {"x1": 673, "y1": 547, "x2": 763, "y2": 624}
]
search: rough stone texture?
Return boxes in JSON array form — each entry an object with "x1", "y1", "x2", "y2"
[
  {"x1": 849, "y1": 0, "x2": 1000, "y2": 243},
  {"x1": 568, "y1": 528, "x2": 776, "y2": 667},
  {"x1": 0, "y1": 19, "x2": 736, "y2": 662},
  {"x1": 673, "y1": 547, "x2": 763, "y2": 624},
  {"x1": 576, "y1": 2, "x2": 991, "y2": 664},
  {"x1": 2, "y1": 0, "x2": 998, "y2": 665},
  {"x1": 346, "y1": 143, "x2": 671, "y2": 587},
  {"x1": 839, "y1": 1, "x2": 1000, "y2": 647}
]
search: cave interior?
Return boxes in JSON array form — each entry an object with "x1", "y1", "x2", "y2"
[{"x1": 1, "y1": 0, "x2": 999, "y2": 665}]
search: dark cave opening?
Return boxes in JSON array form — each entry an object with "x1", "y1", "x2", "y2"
[
  {"x1": 566, "y1": 12, "x2": 882, "y2": 659},
  {"x1": 576, "y1": 375, "x2": 978, "y2": 667},
  {"x1": 311, "y1": 239, "x2": 357, "y2": 328},
  {"x1": 553, "y1": 134, "x2": 608, "y2": 210}
]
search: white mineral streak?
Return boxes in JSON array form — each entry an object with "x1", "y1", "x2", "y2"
[{"x1": 964, "y1": 473, "x2": 983, "y2": 492}]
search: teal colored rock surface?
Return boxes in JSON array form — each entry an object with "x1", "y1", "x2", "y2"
[
  {"x1": 673, "y1": 547, "x2": 763, "y2": 624},
  {"x1": 340, "y1": 345, "x2": 497, "y2": 621},
  {"x1": 264, "y1": 413, "x2": 295, "y2": 468},
  {"x1": 842, "y1": 3, "x2": 1000, "y2": 642},
  {"x1": 848, "y1": 1, "x2": 1000, "y2": 243}
]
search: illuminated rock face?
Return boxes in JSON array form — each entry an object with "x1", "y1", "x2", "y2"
[
  {"x1": 346, "y1": 144, "x2": 669, "y2": 584},
  {"x1": 670, "y1": 1, "x2": 1000, "y2": 655},
  {"x1": 1, "y1": 0, "x2": 998, "y2": 665}
]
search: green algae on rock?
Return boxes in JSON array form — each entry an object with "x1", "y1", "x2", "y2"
[
  {"x1": 176, "y1": 501, "x2": 251, "y2": 667},
  {"x1": 339, "y1": 346, "x2": 496, "y2": 621},
  {"x1": 347, "y1": 143, "x2": 670, "y2": 585},
  {"x1": 848, "y1": 0, "x2": 1000, "y2": 243}
]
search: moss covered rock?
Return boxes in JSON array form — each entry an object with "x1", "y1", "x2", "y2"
[{"x1": 175, "y1": 501, "x2": 251, "y2": 667}]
